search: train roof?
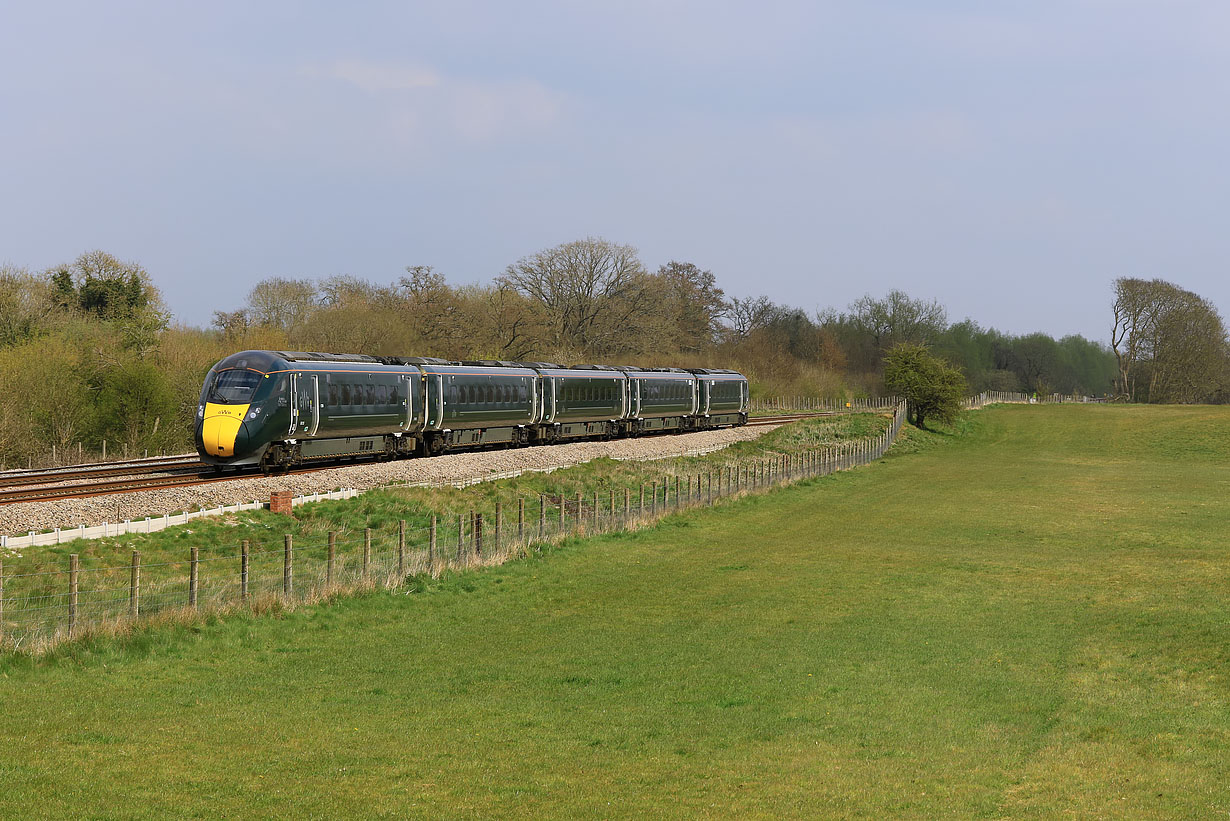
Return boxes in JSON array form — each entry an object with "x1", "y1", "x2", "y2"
[{"x1": 275, "y1": 351, "x2": 452, "y2": 366}]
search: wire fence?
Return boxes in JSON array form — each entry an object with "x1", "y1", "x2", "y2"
[
  {"x1": 748, "y1": 396, "x2": 901, "y2": 412},
  {"x1": 0, "y1": 403, "x2": 911, "y2": 653}
]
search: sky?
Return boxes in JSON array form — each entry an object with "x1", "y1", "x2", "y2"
[{"x1": 3, "y1": 1, "x2": 1229, "y2": 341}]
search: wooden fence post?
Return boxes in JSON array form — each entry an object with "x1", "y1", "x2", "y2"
[
  {"x1": 624, "y1": 487, "x2": 630, "y2": 517},
  {"x1": 325, "y1": 533, "x2": 334, "y2": 587},
  {"x1": 518, "y1": 498, "x2": 524, "y2": 542},
  {"x1": 639, "y1": 484, "x2": 645, "y2": 515},
  {"x1": 398, "y1": 520, "x2": 406, "y2": 577},
  {"x1": 68, "y1": 554, "x2": 79, "y2": 636},
  {"x1": 241, "y1": 540, "x2": 250, "y2": 599},
  {"x1": 284, "y1": 534, "x2": 293, "y2": 596},
  {"x1": 189, "y1": 546, "x2": 199, "y2": 608},
  {"x1": 363, "y1": 527, "x2": 372, "y2": 576},
  {"x1": 475, "y1": 513, "x2": 484, "y2": 557},
  {"x1": 494, "y1": 502, "x2": 502, "y2": 553},
  {"x1": 128, "y1": 550, "x2": 140, "y2": 618},
  {"x1": 592, "y1": 491, "x2": 599, "y2": 530},
  {"x1": 539, "y1": 494, "x2": 545, "y2": 539},
  {"x1": 457, "y1": 514, "x2": 464, "y2": 562}
]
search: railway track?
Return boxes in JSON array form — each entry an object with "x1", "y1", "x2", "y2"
[
  {"x1": 0, "y1": 458, "x2": 207, "y2": 490},
  {"x1": 0, "y1": 416, "x2": 835, "y2": 506},
  {"x1": 746, "y1": 412, "x2": 838, "y2": 426}
]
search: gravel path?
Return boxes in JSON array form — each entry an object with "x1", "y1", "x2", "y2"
[{"x1": 0, "y1": 425, "x2": 779, "y2": 536}]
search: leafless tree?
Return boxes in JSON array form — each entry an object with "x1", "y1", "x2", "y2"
[
  {"x1": 725, "y1": 295, "x2": 777, "y2": 339},
  {"x1": 499, "y1": 238, "x2": 648, "y2": 353}
]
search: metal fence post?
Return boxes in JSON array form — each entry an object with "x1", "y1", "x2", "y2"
[{"x1": 241, "y1": 540, "x2": 250, "y2": 599}]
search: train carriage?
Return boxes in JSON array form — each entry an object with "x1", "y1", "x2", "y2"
[
  {"x1": 534, "y1": 365, "x2": 628, "y2": 441},
  {"x1": 423, "y1": 361, "x2": 539, "y2": 450},
  {"x1": 630, "y1": 368, "x2": 699, "y2": 432}
]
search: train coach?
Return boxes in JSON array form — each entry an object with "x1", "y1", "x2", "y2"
[{"x1": 196, "y1": 350, "x2": 748, "y2": 471}]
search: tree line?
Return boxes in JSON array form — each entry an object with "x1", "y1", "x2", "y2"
[{"x1": 2, "y1": 238, "x2": 1224, "y2": 464}]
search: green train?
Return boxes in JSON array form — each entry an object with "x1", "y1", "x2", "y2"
[{"x1": 196, "y1": 350, "x2": 748, "y2": 470}]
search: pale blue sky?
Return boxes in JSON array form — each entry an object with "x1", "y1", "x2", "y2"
[{"x1": 3, "y1": 1, "x2": 1228, "y2": 340}]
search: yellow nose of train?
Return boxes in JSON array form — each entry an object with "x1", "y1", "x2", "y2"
[{"x1": 201, "y1": 403, "x2": 250, "y2": 457}]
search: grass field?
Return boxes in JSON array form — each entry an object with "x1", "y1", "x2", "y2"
[{"x1": 1, "y1": 404, "x2": 1227, "y2": 818}]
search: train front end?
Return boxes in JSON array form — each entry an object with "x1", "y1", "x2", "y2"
[{"x1": 195, "y1": 351, "x2": 289, "y2": 467}]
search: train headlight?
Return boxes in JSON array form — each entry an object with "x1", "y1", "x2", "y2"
[{"x1": 197, "y1": 404, "x2": 204, "y2": 419}]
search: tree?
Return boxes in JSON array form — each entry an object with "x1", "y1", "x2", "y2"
[
  {"x1": 883, "y1": 343, "x2": 967, "y2": 428},
  {"x1": 1111, "y1": 278, "x2": 1228, "y2": 402},
  {"x1": 850, "y1": 290, "x2": 948, "y2": 352},
  {"x1": 725, "y1": 295, "x2": 776, "y2": 339},
  {"x1": 245, "y1": 277, "x2": 319, "y2": 334},
  {"x1": 48, "y1": 250, "x2": 162, "y2": 321},
  {"x1": 0, "y1": 265, "x2": 55, "y2": 347},
  {"x1": 499, "y1": 237, "x2": 648, "y2": 354},
  {"x1": 652, "y1": 261, "x2": 727, "y2": 352},
  {"x1": 1111, "y1": 278, "x2": 1168, "y2": 400}
]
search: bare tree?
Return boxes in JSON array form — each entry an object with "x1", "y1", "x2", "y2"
[
  {"x1": 245, "y1": 277, "x2": 319, "y2": 334},
  {"x1": 725, "y1": 295, "x2": 777, "y2": 339},
  {"x1": 499, "y1": 238, "x2": 648, "y2": 354}
]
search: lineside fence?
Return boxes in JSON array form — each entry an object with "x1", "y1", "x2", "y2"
[
  {"x1": 749, "y1": 396, "x2": 899, "y2": 413},
  {"x1": 0, "y1": 404, "x2": 909, "y2": 652}
]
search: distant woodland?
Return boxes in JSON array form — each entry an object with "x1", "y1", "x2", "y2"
[{"x1": 2, "y1": 239, "x2": 1226, "y2": 463}]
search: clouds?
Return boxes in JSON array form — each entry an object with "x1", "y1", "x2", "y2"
[{"x1": 1, "y1": 1, "x2": 1229, "y2": 338}]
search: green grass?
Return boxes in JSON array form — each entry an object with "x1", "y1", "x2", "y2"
[
  {"x1": 0, "y1": 413, "x2": 888, "y2": 614},
  {"x1": 1, "y1": 404, "x2": 1227, "y2": 818}
]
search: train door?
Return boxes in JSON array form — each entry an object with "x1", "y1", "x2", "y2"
[
  {"x1": 424, "y1": 373, "x2": 444, "y2": 429},
  {"x1": 532, "y1": 376, "x2": 543, "y2": 422},
  {"x1": 400, "y1": 373, "x2": 423, "y2": 431},
  {"x1": 287, "y1": 373, "x2": 300, "y2": 435},
  {"x1": 308, "y1": 375, "x2": 320, "y2": 435},
  {"x1": 704, "y1": 380, "x2": 713, "y2": 416}
]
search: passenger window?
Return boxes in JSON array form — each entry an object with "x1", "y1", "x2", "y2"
[
  {"x1": 328, "y1": 384, "x2": 338, "y2": 406},
  {"x1": 341, "y1": 384, "x2": 352, "y2": 405},
  {"x1": 365, "y1": 385, "x2": 375, "y2": 404}
]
